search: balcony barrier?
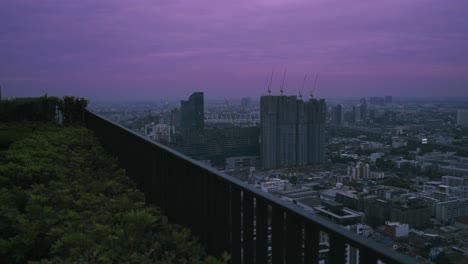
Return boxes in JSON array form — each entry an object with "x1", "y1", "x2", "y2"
[{"x1": 85, "y1": 110, "x2": 416, "y2": 264}]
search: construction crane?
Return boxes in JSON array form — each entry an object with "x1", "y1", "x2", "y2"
[
  {"x1": 267, "y1": 68, "x2": 275, "y2": 96},
  {"x1": 299, "y1": 74, "x2": 307, "y2": 100},
  {"x1": 280, "y1": 68, "x2": 286, "y2": 95},
  {"x1": 310, "y1": 73, "x2": 319, "y2": 99}
]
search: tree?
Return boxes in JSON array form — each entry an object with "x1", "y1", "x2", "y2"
[
  {"x1": 289, "y1": 176, "x2": 298, "y2": 185},
  {"x1": 61, "y1": 96, "x2": 88, "y2": 125},
  {"x1": 0, "y1": 125, "x2": 226, "y2": 263}
]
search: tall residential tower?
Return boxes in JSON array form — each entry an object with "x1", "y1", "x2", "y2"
[{"x1": 260, "y1": 95, "x2": 326, "y2": 169}]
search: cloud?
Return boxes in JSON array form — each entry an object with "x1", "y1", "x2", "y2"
[{"x1": 0, "y1": 0, "x2": 467, "y2": 99}]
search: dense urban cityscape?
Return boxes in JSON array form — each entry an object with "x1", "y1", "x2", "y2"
[
  {"x1": 2, "y1": 0, "x2": 468, "y2": 263},
  {"x1": 90, "y1": 92, "x2": 468, "y2": 263}
]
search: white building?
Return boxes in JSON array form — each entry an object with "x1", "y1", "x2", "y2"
[
  {"x1": 260, "y1": 179, "x2": 289, "y2": 193},
  {"x1": 384, "y1": 221, "x2": 409, "y2": 238},
  {"x1": 145, "y1": 124, "x2": 176, "y2": 143},
  {"x1": 347, "y1": 162, "x2": 370, "y2": 179},
  {"x1": 435, "y1": 198, "x2": 468, "y2": 222}
]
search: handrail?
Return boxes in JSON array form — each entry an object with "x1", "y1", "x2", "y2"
[{"x1": 85, "y1": 109, "x2": 417, "y2": 264}]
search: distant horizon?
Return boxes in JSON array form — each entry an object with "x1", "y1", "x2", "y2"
[
  {"x1": 4, "y1": 89, "x2": 468, "y2": 104},
  {"x1": 1, "y1": 0, "x2": 468, "y2": 99}
]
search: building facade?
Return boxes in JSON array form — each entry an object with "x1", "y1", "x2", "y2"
[
  {"x1": 260, "y1": 95, "x2": 326, "y2": 169},
  {"x1": 435, "y1": 198, "x2": 468, "y2": 223},
  {"x1": 331, "y1": 104, "x2": 344, "y2": 125},
  {"x1": 180, "y1": 92, "x2": 204, "y2": 131},
  {"x1": 353, "y1": 103, "x2": 367, "y2": 123}
]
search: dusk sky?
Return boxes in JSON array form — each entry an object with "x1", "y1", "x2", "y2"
[{"x1": 1, "y1": 0, "x2": 468, "y2": 100}]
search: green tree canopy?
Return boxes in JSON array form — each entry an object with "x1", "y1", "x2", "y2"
[{"x1": 0, "y1": 125, "x2": 226, "y2": 263}]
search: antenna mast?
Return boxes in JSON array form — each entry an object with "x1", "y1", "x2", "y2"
[
  {"x1": 280, "y1": 68, "x2": 286, "y2": 95},
  {"x1": 267, "y1": 68, "x2": 275, "y2": 96}
]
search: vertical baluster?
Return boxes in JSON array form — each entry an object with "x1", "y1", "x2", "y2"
[
  {"x1": 304, "y1": 223, "x2": 320, "y2": 264},
  {"x1": 192, "y1": 166, "x2": 205, "y2": 242},
  {"x1": 358, "y1": 247, "x2": 379, "y2": 264},
  {"x1": 285, "y1": 212, "x2": 303, "y2": 264},
  {"x1": 84, "y1": 115, "x2": 417, "y2": 264},
  {"x1": 243, "y1": 192, "x2": 255, "y2": 263},
  {"x1": 256, "y1": 198, "x2": 268, "y2": 263},
  {"x1": 329, "y1": 234, "x2": 346, "y2": 263},
  {"x1": 212, "y1": 178, "x2": 230, "y2": 257},
  {"x1": 272, "y1": 206, "x2": 285, "y2": 264},
  {"x1": 231, "y1": 186, "x2": 242, "y2": 264}
]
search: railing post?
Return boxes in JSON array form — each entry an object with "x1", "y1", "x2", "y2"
[
  {"x1": 272, "y1": 206, "x2": 285, "y2": 264},
  {"x1": 359, "y1": 247, "x2": 379, "y2": 264},
  {"x1": 304, "y1": 223, "x2": 320, "y2": 264},
  {"x1": 242, "y1": 191, "x2": 255, "y2": 263},
  {"x1": 84, "y1": 110, "x2": 419, "y2": 264},
  {"x1": 256, "y1": 198, "x2": 268, "y2": 264},
  {"x1": 329, "y1": 234, "x2": 347, "y2": 263},
  {"x1": 231, "y1": 186, "x2": 242, "y2": 263},
  {"x1": 211, "y1": 177, "x2": 231, "y2": 257},
  {"x1": 285, "y1": 212, "x2": 303, "y2": 264}
]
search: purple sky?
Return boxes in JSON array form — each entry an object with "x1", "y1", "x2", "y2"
[{"x1": 1, "y1": 0, "x2": 468, "y2": 100}]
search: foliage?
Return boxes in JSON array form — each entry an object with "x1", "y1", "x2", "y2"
[
  {"x1": 375, "y1": 158, "x2": 395, "y2": 171},
  {"x1": 0, "y1": 123, "x2": 40, "y2": 151},
  {"x1": 329, "y1": 154, "x2": 357, "y2": 164},
  {"x1": 346, "y1": 181, "x2": 364, "y2": 192},
  {"x1": 0, "y1": 95, "x2": 88, "y2": 124},
  {"x1": 289, "y1": 176, "x2": 297, "y2": 185},
  {"x1": 383, "y1": 177, "x2": 410, "y2": 189},
  {"x1": 0, "y1": 126, "x2": 226, "y2": 263}
]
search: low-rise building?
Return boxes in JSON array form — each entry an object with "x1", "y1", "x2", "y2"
[
  {"x1": 314, "y1": 200, "x2": 364, "y2": 226},
  {"x1": 441, "y1": 175, "x2": 466, "y2": 187},
  {"x1": 391, "y1": 137, "x2": 408, "y2": 148},
  {"x1": 225, "y1": 156, "x2": 259, "y2": 169},
  {"x1": 260, "y1": 179, "x2": 289, "y2": 193},
  {"x1": 384, "y1": 221, "x2": 409, "y2": 238},
  {"x1": 423, "y1": 181, "x2": 442, "y2": 192},
  {"x1": 347, "y1": 162, "x2": 370, "y2": 179},
  {"x1": 435, "y1": 198, "x2": 468, "y2": 223}
]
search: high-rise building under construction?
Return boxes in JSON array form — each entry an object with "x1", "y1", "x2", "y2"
[{"x1": 260, "y1": 95, "x2": 326, "y2": 169}]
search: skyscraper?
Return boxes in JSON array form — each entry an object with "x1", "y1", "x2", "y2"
[
  {"x1": 180, "y1": 92, "x2": 204, "y2": 131},
  {"x1": 353, "y1": 103, "x2": 367, "y2": 123},
  {"x1": 331, "y1": 104, "x2": 344, "y2": 125},
  {"x1": 260, "y1": 95, "x2": 326, "y2": 169},
  {"x1": 353, "y1": 104, "x2": 362, "y2": 122}
]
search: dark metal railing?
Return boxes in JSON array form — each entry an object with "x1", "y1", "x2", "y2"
[{"x1": 84, "y1": 110, "x2": 416, "y2": 264}]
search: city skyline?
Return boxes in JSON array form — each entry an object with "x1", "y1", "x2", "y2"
[{"x1": 1, "y1": 0, "x2": 468, "y2": 100}]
